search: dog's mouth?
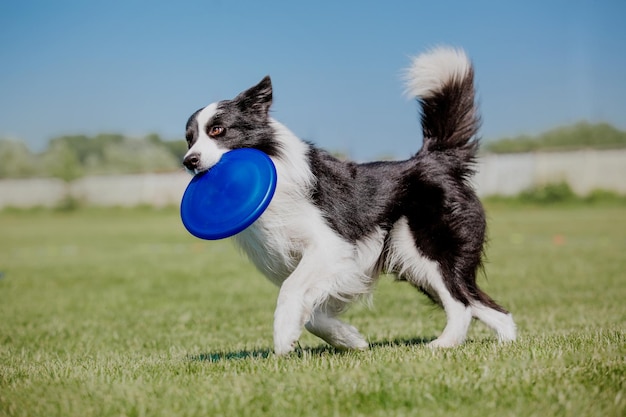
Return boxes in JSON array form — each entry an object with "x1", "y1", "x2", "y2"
[
  {"x1": 183, "y1": 155, "x2": 212, "y2": 175},
  {"x1": 183, "y1": 148, "x2": 228, "y2": 175},
  {"x1": 184, "y1": 166, "x2": 210, "y2": 177},
  {"x1": 193, "y1": 167, "x2": 209, "y2": 175}
]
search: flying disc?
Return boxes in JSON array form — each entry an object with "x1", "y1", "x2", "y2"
[{"x1": 180, "y1": 148, "x2": 277, "y2": 240}]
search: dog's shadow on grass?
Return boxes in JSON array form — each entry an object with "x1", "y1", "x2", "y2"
[{"x1": 189, "y1": 337, "x2": 435, "y2": 363}]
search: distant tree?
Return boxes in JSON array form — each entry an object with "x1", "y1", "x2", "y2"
[
  {"x1": 41, "y1": 141, "x2": 83, "y2": 181},
  {"x1": 98, "y1": 138, "x2": 180, "y2": 174},
  {"x1": 49, "y1": 134, "x2": 111, "y2": 164},
  {"x1": 41, "y1": 133, "x2": 182, "y2": 176},
  {"x1": 163, "y1": 140, "x2": 188, "y2": 163},
  {"x1": 144, "y1": 133, "x2": 187, "y2": 165},
  {"x1": 484, "y1": 122, "x2": 626, "y2": 154},
  {"x1": 540, "y1": 122, "x2": 626, "y2": 149},
  {"x1": 145, "y1": 133, "x2": 162, "y2": 145},
  {"x1": 0, "y1": 139, "x2": 39, "y2": 178}
]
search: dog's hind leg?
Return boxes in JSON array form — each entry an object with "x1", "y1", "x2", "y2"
[
  {"x1": 305, "y1": 301, "x2": 369, "y2": 350},
  {"x1": 422, "y1": 281, "x2": 473, "y2": 348},
  {"x1": 387, "y1": 218, "x2": 473, "y2": 348},
  {"x1": 400, "y1": 263, "x2": 474, "y2": 348},
  {"x1": 471, "y1": 301, "x2": 517, "y2": 342}
]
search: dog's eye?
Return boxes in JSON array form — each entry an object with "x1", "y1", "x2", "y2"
[{"x1": 208, "y1": 126, "x2": 225, "y2": 138}]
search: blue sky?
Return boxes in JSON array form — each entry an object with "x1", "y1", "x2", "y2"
[{"x1": 1, "y1": 0, "x2": 625, "y2": 160}]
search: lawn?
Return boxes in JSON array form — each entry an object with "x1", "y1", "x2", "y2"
[{"x1": 0, "y1": 205, "x2": 624, "y2": 417}]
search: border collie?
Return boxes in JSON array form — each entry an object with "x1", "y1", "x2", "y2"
[{"x1": 183, "y1": 47, "x2": 516, "y2": 355}]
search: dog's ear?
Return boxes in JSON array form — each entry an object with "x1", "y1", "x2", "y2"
[{"x1": 235, "y1": 75, "x2": 273, "y2": 119}]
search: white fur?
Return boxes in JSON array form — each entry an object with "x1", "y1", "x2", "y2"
[
  {"x1": 234, "y1": 120, "x2": 319, "y2": 285},
  {"x1": 305, "y1": 308, "x2": 369, "y2": 350},
  {"x1": 385, "y1": 217, "x2": 444, "y2": 289},
  {"x1": 404, "y1": 46, "x2": 471, "y2": 99},
  {"x1": 184, "y1": 103, "x2": 228, "y2": 173},
  {"x1": 232, "y1": 124, "x2": 513, "y2": 353},
  {"x1": 299, "y1": 230, "x2": 384, "y2": 351},
  {"x1": 385, "y1": 217, "x2": 472, "y2": 347},
  {"x1": 235, "y1": 121, "x2": 388, "y2": 353},
  {"x1": 471, "y1": 304, "x2": 517, "y2": 342},
  {"x1": 188, "y1": 50, "x2": 516, "y2": 354},
  {"x1": 384, "y1": 217, "x2": 516, "y2": 346}
]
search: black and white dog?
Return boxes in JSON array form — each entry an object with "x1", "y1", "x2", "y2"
[{"x1": 183, "y1": 47, "x2": 516, "y2": 355}]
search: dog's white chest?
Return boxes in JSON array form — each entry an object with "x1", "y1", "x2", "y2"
[{"x1": 234, "y1": 208, "x2": 303, "y2": 286}]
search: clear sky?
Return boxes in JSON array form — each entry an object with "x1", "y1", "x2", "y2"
[{"x1": 1, "y1": 0, "x2": 625, "y2": 160}]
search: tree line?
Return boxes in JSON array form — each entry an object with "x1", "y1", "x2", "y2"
[
  {"x1": 1, "y1": 122, "x2": 625, "y2": 179},
  {"x1": 482, "y1": 122, "x2": 626, "y2": 154},
  {"x1": 0, "y1": 133, "x2": 187, "y2": 180}
]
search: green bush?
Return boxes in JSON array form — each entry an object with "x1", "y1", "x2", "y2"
[
  {"x1": 484, "y1": 122, "x2": 626, "y2": 154},
  {"x1": 518, "y1": 182, "x2": 577, "y2": 204},
  {"x1": 484, "y1": 182, "x2": 626, "y2": 206},
  {"x1": 0, "y1": 134, "x2": 186, "y2": 179}
]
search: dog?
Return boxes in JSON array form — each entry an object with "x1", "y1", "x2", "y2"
[{"x1": 183, "y1": 47, "x2": 516, "y2": 355}]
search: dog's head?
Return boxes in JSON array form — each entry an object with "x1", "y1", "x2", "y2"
[{"x1": 183, "y1": 76, "x2": 282, "y2": 173}]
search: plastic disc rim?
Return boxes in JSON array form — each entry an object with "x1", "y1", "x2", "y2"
[{"x1": 180, "y1": 148, "x2": 277, "y2": 240}]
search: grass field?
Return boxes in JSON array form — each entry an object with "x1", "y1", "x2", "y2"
[{"x1": 0, "y1": 204, "x2": 624, "y2": 417}]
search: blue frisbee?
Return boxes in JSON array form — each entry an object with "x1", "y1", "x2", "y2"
[{"x1": 180, "y1": 148, "x2": 277, "y2": 240}]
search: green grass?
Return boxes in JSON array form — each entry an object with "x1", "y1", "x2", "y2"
[{"x1": 0, "y1": 205, "x2": 624, "y2": 417}]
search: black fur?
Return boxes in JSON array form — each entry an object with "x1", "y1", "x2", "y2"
[
  {"x1": 301, "y1": 68, "x2": 506, "y2": 313},
  {"x1": 184, "y1": 76, "x2": 282, "y2": 159},
  {"x1": 185, "y1": 108, "x2": 202, "y2": 149},
  {"x1": 307, "y1": 149, "x2": 411, "y2": 242},
  {"x1": 185, "y1": 66, "x2": 508, "y2": 318}
]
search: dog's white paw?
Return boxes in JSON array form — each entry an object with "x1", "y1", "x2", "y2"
[
  {"x1": 428, "y1": 336, "x2": 463, "y2": 349},
  {"x1": 327, "y1": 332, "x2": 369, "y2": 351},
  {"x1": 305, "y1": 318, "x2": 369, "y2": 350},
  {"x1": 328, "y1": 324, "x2": 369, "y2": 350},
  {"x1": 273, "y1": 318, "x2": 303, "y2": 356},
  {"x1": 274, "y1": 340, "x2": 297, "y2": 356},
  {"x1": 274, "y1": 328, "x2": 301, "y2": 356},
  {"x1": 495, "y1": 313, "x2": 517, "y2": 343},
  {"x1": 343, "y1": 336, "x2": 369, "y2": 351}
]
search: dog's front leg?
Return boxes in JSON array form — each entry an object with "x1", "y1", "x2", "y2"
[{"x1": 273, "y1": 257, "x2": 327, "y2": 356}]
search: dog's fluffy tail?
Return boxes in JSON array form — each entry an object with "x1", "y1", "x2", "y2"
[{"x1": 404, "y1": 47, "x2": 480, "y2": 169}]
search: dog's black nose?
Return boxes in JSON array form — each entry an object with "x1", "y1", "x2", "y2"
[{"x1": 183, "y1": 153, "x2": 200, "y2": 170}]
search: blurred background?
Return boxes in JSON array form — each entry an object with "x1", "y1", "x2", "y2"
[
  {"x1": 1, "y1": 0, "x2": 625, "y2": 208},
  {"x1": 1, "y1": 4, "x2": 624, "y2": 415}
]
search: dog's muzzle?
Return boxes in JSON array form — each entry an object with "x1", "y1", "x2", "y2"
[{"x1": 183, "y1": 153, "x2": 201, "y2": 171}]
